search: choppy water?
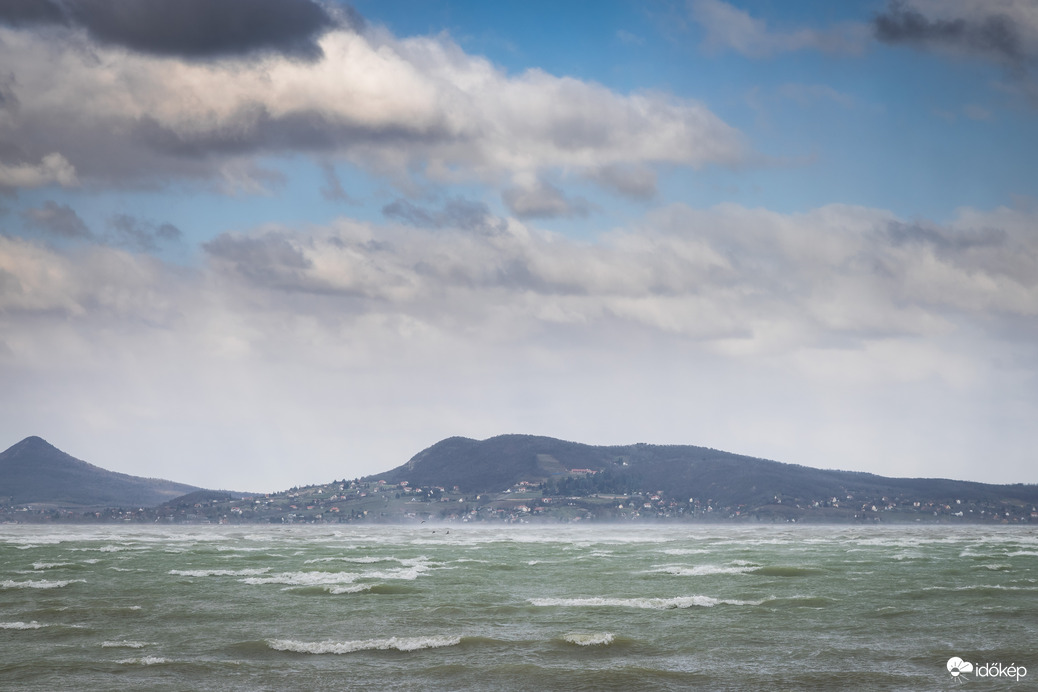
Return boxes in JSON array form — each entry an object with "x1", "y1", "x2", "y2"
[{"x1": 1, "y1": 524, "x2": 1036, "y2": 690}]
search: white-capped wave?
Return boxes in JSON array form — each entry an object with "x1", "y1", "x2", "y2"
[
  {"x1": 662, "y1": 548, "x2": 710, "y2": 556},
  {"x1": 241, "y1": 571, "x2": 359, "y2": 587},
  {"x1": 117, "y1": 656, "x2": 169, "y2": 665},
  {"x1": 1, "y1": 578, "x2": 85, "y2": 589},
  {"x1": 529, "y1": 595, "x2": 761, "y2": 609},
  {"x1": 102, "y1": 640, "x2": 152, "y2": 648},
  {"x1": 325, "y1": 584, "x2": 374, "y2": 594},
  {"x1": 304, "y1": 556, "x2": 397, "y2": 565},
  {"x1": 267, "y1": 635, "x2": 461, "y2": 654},
  {"x1": 169, "y1": 568, "x2": 271, "y2": 577},
  {"x1": 0, "y1": 621, "x2": 45, "y2": 629},
  {"x1": 647, "y1": 564, "x2": 755, "y2": 577},
  {"x1": 32, "y1": 562, "x2": 74, "y2": 570},
  {"x1": 362, "y1": 565, "x2": 429, "y2": 581},
  {"x1": 563, "y1": 632, "x2": 615, "y2": 646}
]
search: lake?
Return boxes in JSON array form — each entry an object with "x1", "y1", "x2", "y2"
[{"x1": 1, "y1": 524, "x2": 1035, "y2": 690}]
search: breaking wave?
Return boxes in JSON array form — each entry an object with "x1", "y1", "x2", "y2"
[
  {"x1": 116, "y1": 656, "x2": 169, "y2": 665},
  {"x1": 647, "y1": 564, "x2": 756, "y2": 577},
  {"x1": 1, "y1": 578, "x2": 85, "y2": 589},
  {"x1": 562, "y1": 632, "x2": 615, "y2": 646},
  {"x1": 32, "y1": 562, "x2": 74, "y2": 570},
  {"x1": 267, "y1": 635, "x2": 462, "y2": 654},
  {"x1": 528, "y1": 595, "x2": 761, "y2": 609},
  {"x1": 169, "y1": 568, "x2": 271, "y2": 577}
]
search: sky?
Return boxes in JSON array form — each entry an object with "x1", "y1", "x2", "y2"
[{"x1": 1, "y1": 0, "x2": 1036, "y2": 492}]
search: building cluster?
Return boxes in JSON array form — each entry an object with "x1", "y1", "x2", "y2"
[{"x1": 3, "y1": 476, "x2": 1035, "y2": 525}]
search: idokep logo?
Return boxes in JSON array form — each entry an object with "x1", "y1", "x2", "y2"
[
  {"x1": 947, "y1": 656, "x2": 1028, "y2": 683},
  {"x1": 947, "y1": 657, "x2": 973, "y2": 681}
]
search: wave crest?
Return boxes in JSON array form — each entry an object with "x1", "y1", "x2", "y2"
[
  {"x1": 1, "y1": 579, "x2": 85, "y2": 589},
  {"x1": 267, "y1": 635, "x2": 462, "y2": 654},
  {"x1": 562, "y1": 632, "x2": 615, "y2": 646},
  {"x1": 529, "y1": 595, "x2": 761, "y2": 609}
]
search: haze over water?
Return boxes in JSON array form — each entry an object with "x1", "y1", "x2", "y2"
[{"x1": 2, "y1": 524, "x2": 1035, "y2": 690}]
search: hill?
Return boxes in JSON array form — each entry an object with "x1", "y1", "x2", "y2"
[
  {"x1": 0, "y1": 436, "x2": 200, "y2": 509},
  {"x1": 371, "y1": 434, "x2": 1038, "y2": 512},
  {"x1": 2, "y1": 433, "x2": 1035, "y2": 524}
]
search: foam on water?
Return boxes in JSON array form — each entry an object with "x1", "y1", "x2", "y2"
[
  {"x1": 529, "y1": 595, "x2": 762, "y2": 609},
  {"x1": 362, "y1": 565, "x2": 429, "y2": 580},
  {"x1": 1, "y1": 578, "x2": 85, "y2": 589},
  {"x1": 241, "y1": 571, "x2": 355, "y2": 586},
  {"x1": 562, "y1": 632, "x2": 615, "y2": 646},
  {"x1": 169, "y1": 568, "x2": 271, "y2": 577},
  {"x1": 304, "y1": 556, "x2": 404, "y2": 564},
  {"x1": 325, "y1": 584, "x2": 374, "y2": 594},
  {"x1": 647, "y1": 564, "x2": 756, "y2": 576},
  {"x1": 267, "y1": 635, "x2": 462, "y2": 654},
  {"x1": 662, "y1": 548, "x2": 710, "y2": 555},
  {"x1": 2, "y1": 524, "x2": 1035, "y2": 689}
]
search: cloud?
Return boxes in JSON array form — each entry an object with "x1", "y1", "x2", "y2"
[
  {"x1": 9, "y1": 200, "x2": 1036, "y2": 355},
  {"x1": 17, "y1": 203, "x2": 182, "y2": 251},
  {"x1": 0, "y1": 24, "x2": 748, "y2": 193},
  {"x1": 0, "y1": 0, "x2": 65, "y2": 28},
  {"x1": 0, "y1": 0, "x2": 345, "y2": 61},
  {"x1": 319, "y1": 162, "x2": 353, "y2": 203},
  {"x1": 3, "y1": 202, "x2": 1038, "y2": 487},
  {"x1": 21, "y1": 200, "x2": 92, "y2": 239},
  {"x1": 689, "y1": 0, "x2": 870, "y2": 57},
  {"x1": 502, "y1": 181, "x2": 591, "y2": 219},
  {"x1": 107, "y1": 214, "x2": 182, "y2": 252},
  {"x1": 0, "y1": 153, "x2": 78, "y2": 190},
  {"x1": 586, "y1": 164, "x2": 657, "y2": 200},
  {"x1": 776, "y1": 83, "x2": 857, "y2": 109},
  {"x1": 203, "y1": 231, "x2": 316, "y2": 292},
  {"x1": 873, "y1": 0, "x2": 1038, "y2": 70},
  {"x1": 616, "y1": 29, "x2": 644, "y2": 46},
  {"x1": 183, "y1": 203, "x2": 1038, "y2": 343},
  {"x1": 382, "y1": 197, "x2": 504, "y2": 234}
]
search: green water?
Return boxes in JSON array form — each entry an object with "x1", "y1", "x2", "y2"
[{"x1": 1, "y1": 525, "x2": 1035, "y2": 690}]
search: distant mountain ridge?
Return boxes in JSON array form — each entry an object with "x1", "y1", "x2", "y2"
[
  {"x1": 4, "y1": 434, "x2": 1036, "y2": 522},
  {"x1": 372, "y1": 434, "x2": 1038, "y2": 508},
  {"x1": 0, "y1": 436, "x2": 200, "y2": 509}
]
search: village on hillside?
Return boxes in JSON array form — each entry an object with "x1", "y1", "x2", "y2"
[{"x1": 5, "y1": 471, "x2": 1036, "y2": 525}]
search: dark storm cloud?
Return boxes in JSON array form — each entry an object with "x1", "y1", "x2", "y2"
[
  {"x1": 21, "y1": 200, "x2": 92, "y2": 239},
  {"x1": 873, "y1": 2, "x2": 1028, "y2": 68},
  {"x1": 107, "y1": 214, "x2": 183, "y2": 252},
  {"x1": 382, "y1": 197, "x2": 505, "y2": 235},
  {"x1": 1, "y1": 0, "x2": 349, "y2": 61},
  {"x1": 0, "y1": 0, "x2": 66, "y2": 27}
]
